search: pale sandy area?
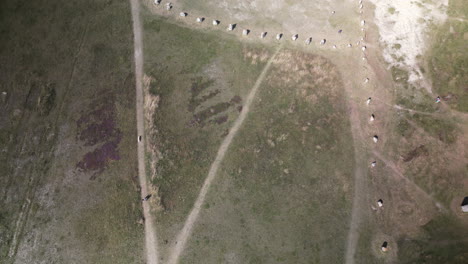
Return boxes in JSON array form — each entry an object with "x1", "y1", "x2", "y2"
[{"x1": 370, "y1": 0, "x2": 448, "y2": 86}]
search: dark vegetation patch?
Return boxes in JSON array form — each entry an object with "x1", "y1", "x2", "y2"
[
  {"x1": 76, "y1": 98, "x2": 121, "y2": 146},
  {"x1": 210, "y1": 115, "x2": 228, "y2": 125},
  {"x1": 189, "y1": 102, "x2": 231, "y2": 127},
  {"x1": 402, "y1": 145, "x2": 428, "y2": 162},
  {"x1": 229, "y1": 95, "x2": 242, "y2": 104},
  {"x1": 188, "y1": 78, "x2": 218, "y2": 112},
  {"x1": 391, "y1": 66, "x2": 409, "y2": 84},
  {"x1": 76, "y1": 94, "x2": 122, "y2": 179},
  {"x1": 190, "y1": 77, "x2": 215, "y2": 98},
  {"x1": 188, "y1": 90, "x2": 220, "y2": 112},
  {"x1": 187, "y1": 78, "x2": 243, "y2": 126},
  {"x1": 76, "y1": 141, "x2": 121, "y2": 180},
  {"x1": 396, "y1": 118, "x2": 414, "y2": 137}
]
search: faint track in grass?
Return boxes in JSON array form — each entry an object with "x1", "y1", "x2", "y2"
[
  {"x1": 55, "y1": 21, "x2": 89, "y2": 124},
  {"x1": 448, "y1": 17, "x2": 468, "y2": 22},
  {"x1": 372, "y1": 150, "x2": 447, "y2": 212},
  {"x1": 167, "y1": 45, "x2": 282, "y2": 264},
  {"x1": 344, "y1": 100, "x2": 369, "y2": 264},
  {"x1": 130, "y1": 0, "x2": 160, "y2": 263},
  {"x1": 6, "y1": 18, "x2": 90, "y2": 263}
]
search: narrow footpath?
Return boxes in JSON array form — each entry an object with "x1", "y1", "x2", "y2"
[{"x1": 129, "y1": 0, "x2": 160, "y2": 263}]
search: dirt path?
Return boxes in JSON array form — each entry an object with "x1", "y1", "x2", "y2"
[
  {"x1": 343, "y1": 97, "x2": 370, "y2": 264},
  {"x1": 392, "y1": 104, "x2": 442, "y2": 117},
  {"x1": 344, "y1": 4, "x2": 376, "y2": 263},
  {"x1": 167, "y1": 46, "x2": 282, "y2": 264},
  {"x1": 129, "y1": 0, "x2": 160, "y2": 263},
  {"x1": 448, "y1": 17, "x2": 468, "y2": 22},
  {"x1": 142, "y1": 0, "x2": 356, "y2": 52}
]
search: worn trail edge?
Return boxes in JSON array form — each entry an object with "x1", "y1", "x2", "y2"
[
  {"x1": 344, "y1": 102, "x2": 369, "y2": 264},
  {"x1": 129, "y1": 0, "x2": 160, "y2": 263},
  {"x1": 167, "y1": 46, "x2": 282, "y2": 264}
]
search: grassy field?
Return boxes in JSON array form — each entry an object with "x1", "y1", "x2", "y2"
[
  {"x1": 427, "y1": 0, "x2": 468, "y2": 112},
  {"x1": 376, "y1": 110, "x2": 467, "y2": 262},
  {"x1": 142, "y1": 9, "x2": 356, "y2": 260},
  {"x1": 390, "y1": 66, "x2": 438, "y2": 112},
  {"x1": 395, "y1": 0, "x2": 468, "y2": 210},
  {"x1": 369, "y1": 1, "x2": 468, "y2": 257},
  {"x1": 142, "y1": 1, "x2": 468, "y2": 263},
  {"x1": 0, "y1": 0, "x2": 144, "y2": 263},
  {"x1": 179, "y1": 50, "x2": 355, "y2": 263},
  {"x1": 1, "y1": 0, "x2": 466, "y2": 263},
  {"x1": 142, "y1": 12, "x2": 276, "y2": 256},
  {"x1": 397, "y1": 215, "x2": 468, "y2": 264}
]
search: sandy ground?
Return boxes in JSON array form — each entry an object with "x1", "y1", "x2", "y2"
[
  {"x1": 130, "y1": 0, "x2": 160, "y2": 263},
  {"x1": 369, "y1": 0, "x2": 448, "y2": 89},
  {"x1": 144, "y1": 0, "x2": 361, "y2": 51}
]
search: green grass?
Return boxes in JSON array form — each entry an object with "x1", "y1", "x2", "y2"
[
  {"x1": 389, "y1": 109, "x2": 462, "y2": 207},
  {"x1": 0, "y1": 0, "x2": 143, "y2": 262},
  {"x1": 387, "y1": 109, "x2": 464, "y2": 209},
  {"x1": 75, "y1": 178, "x2": 143, "y2": 264},
  {"x1": 412, "y1": 114, "x2": 458, "y2": 144},
  {"x1": 354, "y1": 224, "x2": 380, "y2": 264},
  {"x1": 142, "y1": 11, "x2": 356, "y2": 261},
  {"x1": 398, "y1": 215, "x2": 468, "y2": 264},
  {"x1": 396, "y1": 118, "x2": 414, "y2": 138},
  {"x1": 447, "y1": 0, "x2": 468, "y2": 18},
  {"x1": 428, "y1": 20, "x2": 468, "y2": 112},
  {"x1": 391, "y1": 66, "x2": 438, "y2": 112},
  {"x1": 142, "y1": 12, "x2": 271, "y2": 252},
  {"x1": 181, "y1": 51, "x2": 355, "y2": 263}
]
